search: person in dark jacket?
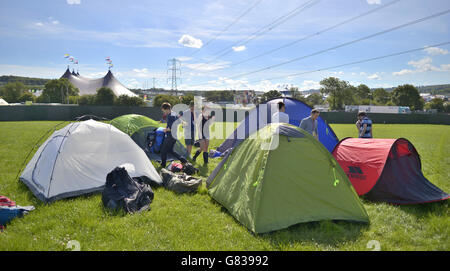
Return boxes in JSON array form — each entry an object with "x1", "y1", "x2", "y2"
[
  {"x1": 180, "y1": 101, "x2": 196, "y2": 157},
  {"x1": 160, "y1": 102, "x2": 187, "y2": 168}
]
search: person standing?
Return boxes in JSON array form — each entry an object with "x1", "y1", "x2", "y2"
[
  {"x1": 272, "y1": 101, "x2": 290, "y2": 123},
  {"x1": 357, "y1": 111, "x2": 373, "y2": 138},
  {"x1": 180, "y1": 101, "x2": 196, "y2": 157},
  {"x1": 160, "y1": 102, "x2": 187, "y2": 168},
  {"x1": 192, "y1": 106, "x2": 215, "y2": 165},
  {"x1": 300, "y1": 109, "x2": 320, "y2": 140}
]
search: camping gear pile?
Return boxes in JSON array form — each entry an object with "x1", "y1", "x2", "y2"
[
  {"x1": 102, "y1": 166, "x2": 154, "y2": 213},
  {"x1": 160, "y1": 168, "x2": 202, "y2": 194},
  {"x1": 14, "y1": 105, "x2": 448, "y2": 234},
  {"x1": 0, "y1": 196, "x2": 34, "y2": 231}
]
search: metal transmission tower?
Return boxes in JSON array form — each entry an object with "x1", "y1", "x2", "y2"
[{"x1": 167, "y1": 58, "x2": 181, "y2": 91}]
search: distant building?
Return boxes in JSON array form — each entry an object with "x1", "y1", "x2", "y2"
[{"x1": 60, "y1": 67, "x2": 137, "y2": 97}]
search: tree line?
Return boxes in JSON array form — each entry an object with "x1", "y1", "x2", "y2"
[
  {"x1": 0, "y1": 79, "x2": 145, "y2": 106},
  {"x1": 260, "y1": 77, "x2": 449, "y2": 113}
]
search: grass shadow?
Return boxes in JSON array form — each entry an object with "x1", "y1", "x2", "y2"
[
  {"x1": 396, "y1": 200, "x2": 449, "y2": 219},
  {"x1": 206, "y1": 194, "x2": 367, "y2": 249}
]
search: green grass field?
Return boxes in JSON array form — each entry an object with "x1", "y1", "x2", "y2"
[{"x1": 0, "y1": 121, "x2": 448, "y2": 251}]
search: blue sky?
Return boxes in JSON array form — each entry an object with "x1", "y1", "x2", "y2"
[{"x1": 0, "y1": 0, "x2": 449, "y2": 91}]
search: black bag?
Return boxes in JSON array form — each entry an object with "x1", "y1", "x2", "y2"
[
  {"x1": 182, "y1": 162, "x2": 199, "y2": 175},
  {"x1": 102, "y1": 167, "x2": 154, "y2": 213}
]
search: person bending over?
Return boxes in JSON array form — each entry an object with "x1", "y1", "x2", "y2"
[{"x1": 160, "y1": 102, "x2": 187, "y2": 168}]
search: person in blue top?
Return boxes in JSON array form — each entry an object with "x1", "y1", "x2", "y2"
[
  {"x1": 356, "y1": 111, "x2": 373, "y2": 138},
  {"x1": 160, "y1": 102, "x2": 187, "y2": 168}
]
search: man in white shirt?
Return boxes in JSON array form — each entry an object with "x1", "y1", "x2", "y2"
[{"x1": 272, "y1": 101, "x2": 290, "y2": 124}]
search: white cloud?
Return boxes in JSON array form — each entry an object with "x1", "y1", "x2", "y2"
[
  {"x1": 408, "y1": 57, "x2": 440, "y2": 72},
  {"x1": 35, "y1": 22, "x2": 44, "y2": 27},
  {"x1": 232, "y1": 45, "x2": 246, "y2": 52},
  {"x1": 393, "y1": 57, "x2": 441, "y2": 76},
  {"x1": 178, "y1": 34, "x2": 203, "y2": 48},
  {"x1": 52, "y1": 20, "x2": 60, "y2": 25},
  {"x1": 367, "y1": 0, "x2": 381, "y2": 4},
  {"x1": 126, "y1": 78, "x2": 141, "y2": 89},
  {"x1": 132, "y1": 68, "x2": 152, "y2": 78},
  {"x1": 368, "y1": 73, "x2": 380, "y2": 80},
  {"x1": 177, "y1": 56, "x2": 193, "y2": 62},
  {"x1": 67, "y1": 0, "x2": 81, "y2": 5},
  {"x1": 393, "y1": 69, "x2": 414, "y2": 76},
  {"x1": 441, "y1": 64, "x2": 450, "y2": 71},
  {"x1": 424, "y1": 47, "x2": 449, "y2": 56},
  {"x1": 299, "y1": 80, "x2": 321, "y2": 91},
  {"x1": 183, "y1": 61, "x2": 230, "y2": 71}
]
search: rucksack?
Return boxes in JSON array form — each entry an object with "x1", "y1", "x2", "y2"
[
  {"x1": 102, "y1": 167, "x2": 154, "y2": 213},
  {"x1": 148, "y1": 127, "x2": 165, "y2": 154},
  {"x1": 182, "y1": 162, "x2": 199, "y2": 175}
]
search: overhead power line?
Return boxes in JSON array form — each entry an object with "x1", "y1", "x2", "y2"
[
  {"x1": 187, "y1": 41, "x2": 450, "y2": 88},
  {"x1": 188, "y1": 0, "x2": 264, "y2": 57},
  {"x1": 227, "y1": 8, "x2": 450, "y2": 80},
  {"x1": 208, "y1": 0, "x2": 402, "y2": 71},
  {"x1": 247, "y1": 41, "x2": 450, "y2": 84},
  {"x1": 195, "y1": 0, "x2": 321, "y2": 70}
]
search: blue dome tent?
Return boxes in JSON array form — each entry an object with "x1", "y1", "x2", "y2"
[{"x1": 217, "y1": 97, "x2": 339, "y2": 153}]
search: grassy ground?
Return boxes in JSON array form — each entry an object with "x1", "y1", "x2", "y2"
[{"x1": 0, "y1": 121, "x2": 448, "y2": 251}]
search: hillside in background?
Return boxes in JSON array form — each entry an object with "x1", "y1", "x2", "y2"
[{"x1": 0, "y1": 75, "x2": 52, "y2": 89}]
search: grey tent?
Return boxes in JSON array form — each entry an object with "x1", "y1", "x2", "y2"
[
  {"x1": 20, "y1": 120, "x2": 162, "y2": 202},
  {"x1": 60, "y1": 67, "x2": 137, "y2": 97}
]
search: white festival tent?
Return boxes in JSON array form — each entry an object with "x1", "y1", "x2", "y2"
[{"x1": 20, "y1": 120, "x2": 162, "y2": 202}]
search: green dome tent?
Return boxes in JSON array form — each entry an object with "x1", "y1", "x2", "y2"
[
  {"x1": 206, "y1": 123, "x2": 369, "y2": 233},
  {"x1": 111, "y1": 114, "x2": 187, "y2": 161}
]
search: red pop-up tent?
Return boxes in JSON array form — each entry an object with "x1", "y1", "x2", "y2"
[{"x1": 332, "y1": 138, "x2": 449, "y2": 205}]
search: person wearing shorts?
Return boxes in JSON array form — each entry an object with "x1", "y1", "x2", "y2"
[{"x1": 192, "y1": 106, "x2": 215, "y2": 165}]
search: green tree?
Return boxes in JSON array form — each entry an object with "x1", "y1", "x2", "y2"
[
  {"x1": 153, "y1": 94, "x2": 180, "y2": 107},
  {"x1": 78, "y1": 95, "x2": 96, "y2": 105},
  {"x1": 42, "y1": 78, "x2": 79, "y2": 103},
  {"x1": 261, "y1": 90, "x2": 282, "y2": 103},
  {"x1": 391, "y1": 84, "x2": 423, "y2": 110},
  {"x1": 95, "y1": 87, "x2": 116, "y2": 105},
  {"x1": 289, "y1": 87, "x2": 308, "y2": 103},
  {"x1": 17, "y1": 92, "x2": 35, "y2": 103},
  {"x1": 1, "y1": 81, "x2": 26, "y2": 103},
  {"x1": 115, "y1": 95, "x2": 145, "y2": 106},
  {"x1": 356, "y1": 84, "x2": 371, "y2": 101},
  {"x1": 180, "y1": 94, "x2": 194, "y2": 105},
  {"x1": 372, "y1": 88, "x2": 390, "y2": 105},
  {"x1": 425, "y1": 98, "x2": 445, "y2": 112},
  {"x1": 306, "y1": 93, "x2": 324, "y2": 106},
  {"x1": 320, "y1": 77, "x2": 355, "y2": 110}
]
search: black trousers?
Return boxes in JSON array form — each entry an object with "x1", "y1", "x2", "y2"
[{"x1": 160, "y1": 135, "x2": 186, "y2": 167}]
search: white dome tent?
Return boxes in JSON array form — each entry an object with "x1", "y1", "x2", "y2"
[{"x1": 20, "y1": 120, "x2": 162, "y2": 203}]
